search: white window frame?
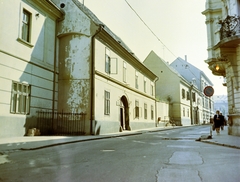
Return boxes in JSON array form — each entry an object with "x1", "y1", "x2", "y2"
[
  {"x1": 104, "y1": 90, "x2": 110, "y2": 115},
  {"x1": 17, "y1": 7, "x2": 33, "y2": 47},
  {"x1": 105, "y1": 48, "x2": 111, "y2": 74},
  {"x1": 144, "y1": 77, "x2": 147, "y2": 93},
  {"x1": 123, "y1": 62, "x2": 127, "y2": 82},
  {"x1": 182, "y1": 89, "x2": 185, "y2": 99},
  {"x1": 144, "y1": 103, "x2": 147, "y2": 119},
  {"x1": 151, "y1": 105, "x2": 154, "y2": 120},
  {"x1": 135, "y1": 71, "x2": 139, "y2": 89},
  {"x1": 10, "y1": 81, "x2": 31, "y2": 115},
  {"x1": 105, "y1": 48, "x2": 118, "y2": 74},
  {"x1": 134, "y1": 100, "x2": 140, "y2": 118},
  {"x1": 150, "y1": 82, "x2": 154, "y2": 96}
]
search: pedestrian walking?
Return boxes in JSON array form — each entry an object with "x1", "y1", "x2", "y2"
[
  {"x1": 220, "y1": 112, "x2": 225, "y2": 130},
  {"x1": 213, "y1": 110, "x2": 222, "y2": 134}
]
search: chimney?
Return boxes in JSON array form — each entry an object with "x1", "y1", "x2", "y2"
[{"x1": 185, "y1": 55, "x2": 187, "y2": 61}]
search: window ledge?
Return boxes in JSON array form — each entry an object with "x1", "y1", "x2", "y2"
[{"x1": 17, "y1": 38, "x2": 34, "y2": 48}]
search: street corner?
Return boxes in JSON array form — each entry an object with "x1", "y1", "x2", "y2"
[{"x1": 195, "y1": 135, "x2": 212, "y2": 141}]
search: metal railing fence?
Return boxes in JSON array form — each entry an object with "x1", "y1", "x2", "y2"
[{"x1": 37, "y1": 111, "x2": 86, "y2": 135}]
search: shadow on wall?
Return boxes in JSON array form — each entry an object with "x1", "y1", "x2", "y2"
[
  {"x1": 17, "y1": 18, "x2": 56, "y2": 137},
  {"x1": 94, "y1": 120, "x2": 101, "y2": 135},
  {"x1": 24, "y1": 116, "x2": 38, "y2": 136}
]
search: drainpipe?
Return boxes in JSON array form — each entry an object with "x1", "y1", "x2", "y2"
[
  {"x1": 190, "y1": 85, "x2": 193, "y2": 125},
  {"x1": 90, "y1": 25, "x2": 104, "y2": 135},
  {"x1": 52, "y1": 13, "x2": 65, "y2": 132},
  {"x1": 52, "y1": 19, "x2": 58, "y2": 132},
  {"x1": 154, "y1": 77, "x2": 159, "y2": 127}
]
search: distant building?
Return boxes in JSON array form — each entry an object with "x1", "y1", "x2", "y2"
[
  {"x1": 170, "y1": 57, "x2": 215, "y2": 123},
  {"x1": 144, "y1": 51, "x2": 208, "y2": 126},
  {"x1": 202, "y1": 0, "x2": 240, "y2": 136}
]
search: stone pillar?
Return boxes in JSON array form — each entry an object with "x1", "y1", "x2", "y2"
[{"x1": 227, "y1": 45, "x2": 240, "y2": 136}]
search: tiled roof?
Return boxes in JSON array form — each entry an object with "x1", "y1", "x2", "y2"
[{"x1": 170, "y1": 57, "x2": 213, "y2": 89}]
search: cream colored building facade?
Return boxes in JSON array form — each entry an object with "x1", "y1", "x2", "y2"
[
  {"x1": 0, "y1": 0, "x2": 159, "y2": 137},
  {"x1": 53, "y1": 0, "x2": 159, "y2": 134},
  {"x1": 170, "y1": 57, "x2": 215, "y2": 125},
  {"x1": 144, "y1": 51, "x2": 207, "y2": 126},
  {"x1": 93, "y1": 37, "x2": 158, "y2": 134},
  {"x1": 0, "y1": 0, "x2": 63, "y2": 138},
  {"x1": 202, "y1": 0, "x2": 240, "y2": 136}
]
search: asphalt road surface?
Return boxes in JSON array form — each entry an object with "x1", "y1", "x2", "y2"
[{"x1": 0, "y1": 126, "x2": 239, "y2": 182}]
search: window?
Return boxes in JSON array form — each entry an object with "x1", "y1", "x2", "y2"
[
  {"x1": 135, "y1": 100, "x2": 139, "y2": 118},
  {"x1": 105, "y1": 48, "x2": 117, "y2": 74},
  {"x1": 123, "y1": 62, "x2": 127, "y2": 82},
  {"x1": 205, "y1": 98, "x2": 209, "y2": 108},
  {"x1": 144, "y1": 103, "x2": 147, "y2": 119},
  {"x1": 183, "y1": 107, "x2": 185, "y2": 117},
  {"x1": 192, "y1": 92, "x2": 196, "y2": 102},
  {"x1": 104, "y1": 91, "x2": 110, "y2": 115},
  {"x1": 187, "y1": 108, "x2": 189, "y2": 117},
  {"x1": 144, "y1": 77, "x2": 146, "y2": 93},
  {"x1": 22, "y1": 10, "x2": 31, "y2": 42},
  {"x1": 151, "y1": 105, "x2": 154, "y2": 120},
  {"x1": 187, "y1": 91, "x2": 190, "y2": 100},
  {"x1": 182, "y1": 89, "x2": 185, "y2": 99},
  {"x1": 105, "y1": 49, "x2": 111, "y2": 74},
  {"x1": 150, "y1": 82, "x2": 154, "y2": 96},
  {"x1": 135, "y1": 71, "x2": 139, "y2": 89},
  {"x1": 10, "y1": 81, "x2": 30, "y2": 114}
]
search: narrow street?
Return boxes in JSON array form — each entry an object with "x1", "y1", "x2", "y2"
[{"x1": 0, "y1": 126, "x2": 239, "y2": 182}]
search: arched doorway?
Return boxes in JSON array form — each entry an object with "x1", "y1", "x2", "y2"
[{"x1": 120, "y1": 95, "x2": 130, "y2": 131}]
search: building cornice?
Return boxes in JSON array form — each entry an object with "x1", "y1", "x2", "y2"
[
  {"x1": 96, "y1": 29, "x2": 158, "y2": 81},
  {"x1": 202, "y1": 8, "x2": 222, "y2": 15},
  {"x1": 27, "y1": 0, "x2": 64, "y2": 19},
  {"x1": 95, "y1": 70, "x2": 156, "y2": 101},
  {"x1": 0, "y1": 49, "x2": 57, "y2": 73}
]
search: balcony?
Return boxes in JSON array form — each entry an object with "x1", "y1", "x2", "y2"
[
  {"x1": 218, "y1": 15, "x2": 240, "y2": 48},
  {"x1": 206, "y1": 15, "x2": 240, "y2": 77}
]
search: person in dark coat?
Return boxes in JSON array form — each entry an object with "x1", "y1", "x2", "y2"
[
  {"x1": 213, "y1": 110, "x2": 222, "y2": 134},
  {"x1": 219, "y1": 112, "x2": 225, "y2": 130}
]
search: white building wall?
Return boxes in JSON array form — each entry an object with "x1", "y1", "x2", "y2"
[
  {"x1": 94, "y1": 39, "x2": 154, "y2": 96},
  {"x1": 94, "y1": 39, "x2": 156, "y2": 134},
  {"x1": 0, "y1": 0, "x2": 60, "y2": 137},
  {"x1": 179, "y1": 83, "x2": 191, "y2": 126}
]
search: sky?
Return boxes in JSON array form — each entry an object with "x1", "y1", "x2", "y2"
[{"x1": 83, "y1": 0, "x2": 227, "y2": 95}]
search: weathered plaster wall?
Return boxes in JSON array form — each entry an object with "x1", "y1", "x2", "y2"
[
  {"x1": 52, "y1": 0, "x2": 99, "y2": 134},
  {"x1": 58, "y1": 33, "x2": 91, "y2": 114},
  {"x1": 52, "y1": 0, "x2": 93, "y2": 36}
]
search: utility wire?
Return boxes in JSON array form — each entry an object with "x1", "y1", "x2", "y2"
[
  {"x1": 124, "y1": 0, "x2": 177, "y2": 59},
  {"x1": 124, "y1": 0, "x2": 202, "y2": 84}
]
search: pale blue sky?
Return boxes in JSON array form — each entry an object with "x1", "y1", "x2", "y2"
[{"x1": 83, "y1": 0, "x2": 227, "y2": 95}]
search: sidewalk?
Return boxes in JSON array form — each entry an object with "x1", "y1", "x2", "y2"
[
  {"x1": 0, "y1": 125, "x2": 239, "y2": 153},
  {"x1": 200, "y1": 126, "x2": 240, "y2": 149}
]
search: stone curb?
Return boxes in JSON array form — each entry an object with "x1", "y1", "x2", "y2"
[
  {"x1": 200, "y1": 140, "x2": 240, "y2": 150},
  {"x1": 20, "y1": 126, "x2": 185, "y2": 150}
]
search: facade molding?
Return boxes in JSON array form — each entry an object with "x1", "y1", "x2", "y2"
[
  {"x1": 97, "y1": 30, "x2": 157, "y2": 81},
  {"x1": 95, "y1": 70, "x2": 156, "y2": 101},
  {"x1": 0, "y1": 49, "x2": 56, "y2": 73}
]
